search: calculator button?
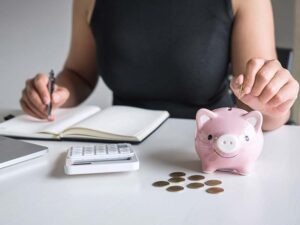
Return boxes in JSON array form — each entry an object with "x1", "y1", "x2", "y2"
[
  {"x1": 83, "y1": 146, "x2": 94, "y2": 151},
  {"x1": 119, "y1": 147, "x2": 130, "y2": 154},
  {"x1": 83, "y1": 147, "x2": 94, "y2": 156},
  {"x1": 108, "y1": 148, "x2": 118, "y2": 154},
  {"x1": 107, "y1": 145, "x2": 117, "y2": 151},
  {"x1": 118, "y1": 144, "x2": 129, "y2": 148},
  {"x1": 70, "y1": 149, "x2": 83, "y2": 157},
  {"x1": 72, "y1": 146, "x2": 83, "y2": 151},
  {"x1": 95, "y1": 149, "x2": 106, "y2": 155},
  {"x1": 96, "y1": 145, "x2": 106, "y2": 150}
]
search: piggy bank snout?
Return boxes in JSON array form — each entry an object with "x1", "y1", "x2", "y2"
[{"x1": 216, "y1": 134, "x2": 239, "y2": 154}]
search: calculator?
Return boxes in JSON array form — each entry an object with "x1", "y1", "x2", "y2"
[{"x1": 64, "y1": 143, "x2": 139, "y2": 175}]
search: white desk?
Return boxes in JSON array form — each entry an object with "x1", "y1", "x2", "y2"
[{"x1": 0, "y1": 117, "x2": 300, "y2": 225}]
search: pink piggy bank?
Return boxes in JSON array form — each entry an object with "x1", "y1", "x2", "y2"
[{"x1": 195, "y1": 107, "x2": 264, "y2": 175}]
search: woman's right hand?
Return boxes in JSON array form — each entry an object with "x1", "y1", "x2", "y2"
[{"x1": 20, "y1": 73, "x2": 70, "y2": 121}]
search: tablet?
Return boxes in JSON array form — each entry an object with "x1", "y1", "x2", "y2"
[{"x1": 0, "y1": 136, "x2": 48, "y2": 169}]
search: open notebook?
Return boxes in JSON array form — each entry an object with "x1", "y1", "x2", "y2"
[{"x1": 0, "y1": 105, "x2": 169, "y2": 143}]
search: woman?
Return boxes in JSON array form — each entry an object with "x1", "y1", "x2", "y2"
[{"x1": 20, "y1": 0, "x2": 299, "y2": 131}]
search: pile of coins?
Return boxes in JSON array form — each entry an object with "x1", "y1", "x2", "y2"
[{"x1": 152, "y1": 171, "x2": 224, "y2": 194}]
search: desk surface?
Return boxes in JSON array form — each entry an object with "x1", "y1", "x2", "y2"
[{"x1": 0, "y1": 117, "x2": 300, "y2": 225}]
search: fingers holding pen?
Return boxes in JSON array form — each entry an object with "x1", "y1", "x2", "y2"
[
  {"x1": 20, "y1": 73, "x2": 55, "y2": 121},
  {"x1": 20, "y1": 70, "x2": 71, "y2": 121},
  {"x1": 21, "y1": 88, "x2": 47, "y2": 119},
  {"x1": 34, "y1": 73, "x2": 51, "y2": 105},
  {"x1": 20, "y1": 98, "x2": 40, "y2": 119},
  {"x1": 25, "y1": 79, "x2": 47, "y2": 114}
]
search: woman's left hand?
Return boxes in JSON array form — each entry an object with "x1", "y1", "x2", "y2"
[{"x1": 230, "y1": 58, "x2": 299, "y2": 118}]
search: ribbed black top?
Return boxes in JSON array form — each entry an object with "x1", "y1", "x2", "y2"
[{"x1": 91, "y1": 0, "x2": 234, "y2": 118}]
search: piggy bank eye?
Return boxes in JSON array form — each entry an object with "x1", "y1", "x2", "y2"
[
  {"x1": 208, "y1": 135, "x2": 213, "y2": 140},
  {"x1": 245, "y1": 135, "x2": 250, "y2": 142}
]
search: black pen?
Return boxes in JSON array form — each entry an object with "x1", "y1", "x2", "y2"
[{"x1": 47, "y1": 70, "x2": 55, "y2": 116}]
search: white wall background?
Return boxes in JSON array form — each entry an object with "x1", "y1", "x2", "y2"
[{"x1": 0, "y1": 0, "x2": 295, "y2": 110}]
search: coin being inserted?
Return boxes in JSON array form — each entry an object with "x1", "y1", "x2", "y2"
[
  {"x1": 186, "y1": 183, "x2": 204, "y2": 189},
  {"x1": 204, "y1": 180, "x2": 222, "y2": 186},
  {"x1": 206, "y1": 187, "x2": 224, "y2": 194},
  {"x1": 168, "y1": 177, "x2": 185, "y2": 183},
  {"x1": 152, "y1": 181, "x2": 170, "y2": 187},
  {"x1": 188, "y1": 175, "x2": 205, "y2": 181},
  {"x1": 166, "y1": 186, "x2": 184, "y2": 192},
  {"x1": 169, "y1": 172, "x2": 186, "y2": 177}
]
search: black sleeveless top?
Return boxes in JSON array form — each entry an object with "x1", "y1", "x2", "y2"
[{"x1": 91, "y1": 0, "x2": 234, "y2": 119}]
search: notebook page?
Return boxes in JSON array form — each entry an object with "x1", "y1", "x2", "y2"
[
  {"x1": 0, "y1": 115, "x2": 52, "y2": 135},
  {"x1": 67, "y1": 106, "x2": 169, "y2": 137},
  {"x1": 41, "y1": 106, "x2": 100, "y2": 134},
  {"x1": 0, "y1": 106, "x2": 100, "y2": 135}
]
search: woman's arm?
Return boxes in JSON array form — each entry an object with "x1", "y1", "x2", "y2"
[
  {"x1": 230, "y1": 0, "x2": 299, "y2": 131},
  {"x1": 57, "y1": 0, "x2": 98, "y2": 107},
  {"x1": 20, "y1": 0, "x2": 98, "y2": 120}
]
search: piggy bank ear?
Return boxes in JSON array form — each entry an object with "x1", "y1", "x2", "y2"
[
  {"x1": 242, "y1": 111, "x2": 263, "y2": 133},
  {"x1": 196, "y1": 108, "x2": 217, "y2": 130}
]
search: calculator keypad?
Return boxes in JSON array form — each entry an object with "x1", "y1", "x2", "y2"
[{"x1": 68, "y1": 143, "x2": 134, "y2": 163}]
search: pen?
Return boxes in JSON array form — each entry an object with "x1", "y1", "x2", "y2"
[{"x1": 47, "y1": 70, "x2": 55, "y2": 116}]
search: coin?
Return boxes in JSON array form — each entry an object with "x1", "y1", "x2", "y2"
[
  {"x1": 239, "y1": 84, "x2": 243, "y2": 99},
  {"x1": 166, "y1": 186, "x2": 184, "y2": 192},
  {"x1": 187, "y1": 175, "x2": 205, "y2": 181},
  {"x1": 168, "y1": 177, "x2": 185, "y2": 183},
  {"x1": 204, "y1": 180, "x2": 222, "y2": 186},
  {"x1": 152, "y1": 181, "x2": 170, "y2": 187},
  {"x1": 186, "y1": 183, "x2": 204, "y2": 189},
  {"x1": 169, "y1": 172, "x2": 186, "y2": 177},
  {"x1": 206, "y1": 187, "x2": 224, "y2": 194}
]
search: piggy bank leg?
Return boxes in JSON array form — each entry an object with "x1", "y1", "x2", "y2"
[
  {"x1": 201, "y1": 163, "x2": 217, "y2": 174},
  {"x1": 235, "y1": 165, "x2": 254, "y2": 176}
]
